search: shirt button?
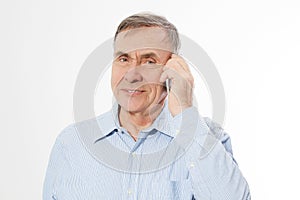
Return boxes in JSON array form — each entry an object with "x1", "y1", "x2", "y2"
[
  {"x1": 175, "y1": 129, "x2": 180, "y2": 135},
  {"x1": 189, "y1": 162, "x2": 195, "y2": 168},
  {"x1": 127, "y1": 189, "x2": 133, "y2": 195}
]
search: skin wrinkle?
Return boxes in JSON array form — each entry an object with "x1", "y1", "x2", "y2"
[
  {"x1": 112, "y1": 28, "x2": 173, "y2": 141},
  {"x1": 111, "y1": 26, "x2": 193, "y2": 141},
  {"x1": 114, "y1": 27, "x2": 174, "y2": 55}
]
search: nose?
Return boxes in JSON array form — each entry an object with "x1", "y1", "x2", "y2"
[{"x1": 124, "y1": 66, "x2": 143, "y2": 83}]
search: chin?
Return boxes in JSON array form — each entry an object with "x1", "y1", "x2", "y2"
[
  {"x1": 121, "y1": 105, "x2": 146, "y2": 113},
  {"x1": 118, "y1": 99, "x2": 147, "y2": 113}
]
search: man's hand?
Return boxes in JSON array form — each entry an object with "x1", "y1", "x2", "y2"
[{"x1": 160, "y1": 54, "x2": 194, "y2": 116}]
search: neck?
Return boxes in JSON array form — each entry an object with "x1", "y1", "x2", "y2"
[{"x1": 119, "y1": 98, "x2": 166, "y2": 141}]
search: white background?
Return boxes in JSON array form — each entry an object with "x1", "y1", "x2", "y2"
[{"x1": 1, "y1": 0, "x2": 300, "y2": 199}]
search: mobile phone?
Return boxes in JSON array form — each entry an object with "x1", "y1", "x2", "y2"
[{"x1": 166, "y1": 79, "x2": 171, "y2": 95}]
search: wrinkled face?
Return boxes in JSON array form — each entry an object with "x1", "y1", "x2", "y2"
[{"x1": 111, "y1": 27, "x2": 173, "y2": 113}]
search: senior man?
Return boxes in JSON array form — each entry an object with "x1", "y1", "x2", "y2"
[{"x1": 43, "y1": 13, "x2": 251, "y2": 200}]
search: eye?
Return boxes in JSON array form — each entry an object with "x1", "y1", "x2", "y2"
[
  {"x1": 144, "y1": 59, "x2": 156, "y2": 64},
  {"x1": 119, "y1": 57, "x2": 128, "y2": 62}
]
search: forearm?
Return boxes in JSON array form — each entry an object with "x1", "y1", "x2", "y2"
[
  {"x1": 172, "y1": 107, "x2": 251, "y2": 199},
  {"x1": 188, "y1": 138, "x2": 251, "y2": 199}
]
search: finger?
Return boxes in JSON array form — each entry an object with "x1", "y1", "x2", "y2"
[
  {"x1": 160, "y1": 67, "x2": 189, "y2": 84},
  {"x1": 164, "y1": 61, "x2": 193, "y2": 84},
  {"x1": 165, "y1": 57, "x2": 191, "y2": 77},
  {"x1": 159, "y1": 69, "x2": 172, "y2": 83},
  {"x1": 167, "y1": 61, "x2": 190, "y2": 77},
  {"x1": 170, "y1": 54, "x2": 191, "y2": 73},
  {"x1": 164, "y1": 59, "x2": 186, "y2": 73}
]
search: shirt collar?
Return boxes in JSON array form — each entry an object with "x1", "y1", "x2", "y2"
[
  {"x1": 141, "y1": 100, "x2": 175, "y2": 137},
  {"x1": 94, "y1": 100, "x2": 175, "y2": 143}
]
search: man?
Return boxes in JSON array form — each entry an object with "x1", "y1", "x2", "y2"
[{"x1": 43, "y1": 13, "x2": 251, "y2": 199}]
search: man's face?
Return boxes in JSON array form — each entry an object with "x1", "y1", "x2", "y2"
[{"x1": 111, "y1": 27, "x2": 172, "y2": 113}]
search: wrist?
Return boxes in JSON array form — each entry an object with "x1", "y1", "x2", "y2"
[{"x1": 170, "y1": 104, "x2": 192, "y2": 117}]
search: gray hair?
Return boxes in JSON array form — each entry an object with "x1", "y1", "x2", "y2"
[{"x1": 114, "y1": 12, "x2": 180, "y2": 53}]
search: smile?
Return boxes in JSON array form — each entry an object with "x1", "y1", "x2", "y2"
[
  {"x1": 128, "y1": 90, "x2": 142, "y2": 93},
  {"x1": 122, "y1": 89, "x2": 146, "y2": 95}
]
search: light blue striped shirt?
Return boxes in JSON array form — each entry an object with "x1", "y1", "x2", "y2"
[{"x1": 43, "y1": 103, "x2": 251, "y2": 199}]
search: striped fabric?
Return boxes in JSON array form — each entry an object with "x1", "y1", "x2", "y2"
[{"x1": 43, "y1": 103, "x2": 251, "y2": 200}]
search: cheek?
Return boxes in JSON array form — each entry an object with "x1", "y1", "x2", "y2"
[
  {"x1": 111, "y1": 66, "x2": 126, "y2": 90},
  {"x1": 150, "y1": 85, "x2": 165, "y2": 97},
  {"x1": 143, "y1": 68, "x2": 163, "y2": 82}
]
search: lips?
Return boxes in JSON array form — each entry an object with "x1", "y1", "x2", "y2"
[{"x1": 121, "y1": 88, "x2": 146, "y2": 96}]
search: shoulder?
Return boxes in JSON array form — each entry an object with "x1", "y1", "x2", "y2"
[
  {"x1": 54, "y1": 123, "x2": 78, "y2": 149},
  {"x1": 203, "y1": 117, "x2": 228, "y2": 139},
  {"x1": 56, "y1": 110, "x2": 113, "y2": 146},
  {"x1": 203, "y1": 117, "x2": 233, "y2": 155}
]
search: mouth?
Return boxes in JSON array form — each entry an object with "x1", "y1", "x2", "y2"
[{"x1": 121, "y1": 89, "x2": 146, "y2": 96}]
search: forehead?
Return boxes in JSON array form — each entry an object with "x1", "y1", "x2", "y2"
[{"x1": 114, "y1": 27, "x2": 173, "y2": 54}]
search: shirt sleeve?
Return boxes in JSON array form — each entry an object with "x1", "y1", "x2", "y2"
[
  {"x1": 172, "y1": 107, "x2": 251, "y2": 200},
  {"x1": 43, "y1": 134, "x2": 70, "y2": 200}
]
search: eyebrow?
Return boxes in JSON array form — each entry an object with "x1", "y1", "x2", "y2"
[
  {"x1": 140, "y1": 52, "x2": 159, "y2": 59},
  {"x1": 114, "y1": 51, "x2": 160, "y2": 59},
  {"x1": 114, "y1": 51, "x2": 128, "y2": 58}
]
